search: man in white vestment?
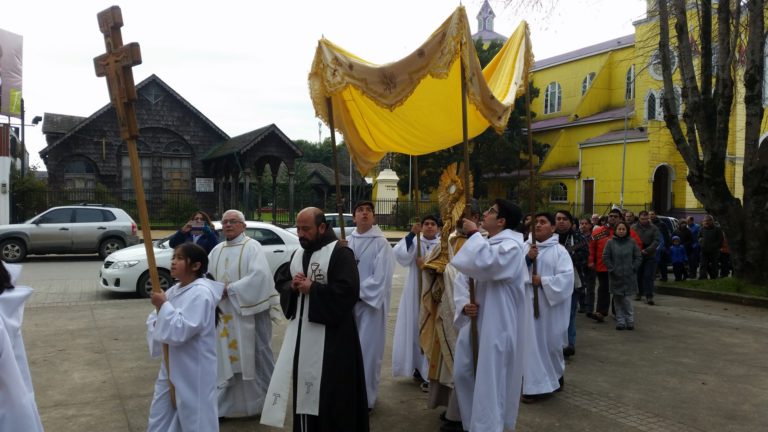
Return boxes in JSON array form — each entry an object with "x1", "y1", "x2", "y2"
[
  {"x1": 521, "y1": 212, "x2": 574, "y2": 403},
  {"x1": 209, "y1": 209, "x2": 279, "y2": 417},
  {"x1": 0, "y1": 262, "x2": 44, "y2": 432},
  {"x1": 451, "y1": 199, "x2": 530, "y2": 432},
  {"x1": 392, "y1": 215, "x2": 440, "y2": 383},
  {"x1": 347, "y1": 200, "x2": 395, "y2": 410}
]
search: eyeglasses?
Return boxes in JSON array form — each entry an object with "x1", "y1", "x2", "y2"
[
  {"x1": 486, "y1": 207, "x2": 498, "y2": 215},
  {"x1": 221, "y1": 219, "x2": 242, "y2": 225}
]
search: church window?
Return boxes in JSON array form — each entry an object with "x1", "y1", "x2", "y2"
[
  {"x1": 549, "y1": 182, "x2": 568, "y2": 202},
  {"x1": 646, "y1": 91, "x2": 657, "y2": 121},
  {"x1": 544, "y1": 82, "x2": 562, "y2": 114},
  {"x1": 581, "y1": 72, "x2": 595, "y2": 96},
  {"x1": 649, "y1": 48, "x2": 678, "y2": 80},
  {"x1": 625, "y1": 65, "x2": 635, "y2": 100},
  {"x1": 162, "y1": 141, "x2": 192, "y2": 191},
  {"x1": 63, "y1": 157, "x2": 97, "y2": 201},
  {"x1": 121, "y1": 156, "x2": 152, "y2": 198}
]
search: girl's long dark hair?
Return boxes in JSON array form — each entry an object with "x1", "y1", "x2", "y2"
[
  {"x1": 0, "y1": 261, "x2": 14, "y2": 296},
  {"x1": 174, "y1": 243, "x2": 222, "y2": 326}
]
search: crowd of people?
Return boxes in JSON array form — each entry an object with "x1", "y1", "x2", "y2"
[{"x1": 2, "y1": 202, "x2": 733, "y2": 432}]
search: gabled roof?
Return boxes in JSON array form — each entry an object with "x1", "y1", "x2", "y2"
[
  {"x1": 533, "y1": 34, "x2": 635, "y2": 71},
  {"x1": 201, "y1": 123, "x2": 301, "y2": 160},
  {"x1": 303, "y1": 162, "x2": 364, "y2": 187},
  {"x1": 472, "y1": 29, "x2": 508, "y2": 43},
  {"x1": 39, "y1": 74, "x2": 229, "y2": 157},
  {"x1": 532, "y1": 105, "x2": 632, "y2": 132},
  {"x1": 579, "y1": 128, "x2": 648, "y2": 147},
  {"x1": 540, "y1": 166, "x2": 579, "y2": 178},
  {"x1": 41, "y1": 113, "x2": 86, "y2": 135}
]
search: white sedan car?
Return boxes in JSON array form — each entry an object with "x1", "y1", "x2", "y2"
[{"x1": 99, "y1": 221, "x2": 299, "y2": 297}]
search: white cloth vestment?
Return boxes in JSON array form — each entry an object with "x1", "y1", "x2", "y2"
[
  {"x1": 348, "y1": 225, "x2": 395, "y2": 408},
  {"x1": 450, "y1": 229, "x2": 530, "y2": 432},
  {"x1": 146, "y1": 278, "x2": 224, "y2": 432},
  {"x1": 209, "y1": 233, "x2": 279, "y2": 417},
  {"x1": 0, "y1": 269, "x2": 44, "y2": 432},
  {"x1": 522, "y1": 235, "x2": 574, "y2": 395},
  {"x1": 392, "y1": 234, "x2": 439, "y2": 378}
]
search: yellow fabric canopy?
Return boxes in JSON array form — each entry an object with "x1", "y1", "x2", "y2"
[{"x1": 308, "y1": 6, "x2": 533, "y2": 175}]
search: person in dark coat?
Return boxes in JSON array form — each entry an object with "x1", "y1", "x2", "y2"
[
  {"x1": 698, "y1": 215, "x2": 724, "y2": 280},
  {"x1": 555, "y1": 210, "x2": 588, "y2": 357},
  {"x1": 168, "y1": 211, "x2": 220, "y2": 254},
  {"x1": 603, "y1": 221, "x2": 642, "y2": 331},
  {"x1": 268, "y1": 207, "x2": 369, "y2": 432}
]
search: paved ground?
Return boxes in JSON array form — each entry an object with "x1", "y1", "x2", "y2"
[{"x1": 18, "y1": 255, "x2": 768, "y2": 431}]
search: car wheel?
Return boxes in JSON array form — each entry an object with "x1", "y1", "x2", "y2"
[
  {"x1": 137, "y1": 269, "x2": 173, "y2": 298},
  {"x1": 0, "y1": 239, "x2": 27, "y2": 263},
  {"x1": 99, "y1": 238, "x2": 126, "y2": 259}
]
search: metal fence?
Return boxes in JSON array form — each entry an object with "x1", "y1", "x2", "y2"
[{"x1": 9, "y1": 188, "x2": 653, "y2": 230}]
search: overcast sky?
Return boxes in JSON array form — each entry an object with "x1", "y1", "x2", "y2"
[{"x1": 1, "y1": 0, "x2": 647, "y2": 169}]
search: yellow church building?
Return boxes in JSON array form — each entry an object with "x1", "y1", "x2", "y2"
[{"x1": 529, "y1": 2, "x2": 752, "y2": 217}]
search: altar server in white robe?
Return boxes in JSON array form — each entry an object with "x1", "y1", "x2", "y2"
[
  {"x1": 0, "y1": 262, "x2": 44, "y2": 432},
  {"x1": 209, "y1": 209, "x2": 279, "y2": 417},
  {"x1": 347, "y1": 200, "x2": 395, "y2": 410},
  {"x1": 521, "y1": 212, "x2": 574, "y2": 402},
  {"x1": 147, "y1": 243, "x2": 224, "y2": 432},
  {"x1": 451, "y1": 199, "x2": 530, "y2": 432},
  {"x1": 392, "y1": 215, "x2": 440, "y2": 381}
]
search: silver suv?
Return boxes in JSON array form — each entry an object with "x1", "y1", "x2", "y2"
[{"x1": 0, "y1": 204, "x2": 140, "y2": 262}]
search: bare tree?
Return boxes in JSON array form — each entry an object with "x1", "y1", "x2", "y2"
[{"x1": 657, "y1": 0, "x2": 767, "y2": 283}]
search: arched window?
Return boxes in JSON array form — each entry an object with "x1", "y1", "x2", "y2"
[
  {"x1": 659, "y1": 86, "x2": 682, "y2": 118},
  {"x1": 646, "y1": 91, "x2": 657, "y2": 121},
  {"x1": 625, "y1": 65, "x2": 635, "y2": 100},
  {"x1": 162, "y1": 141, "x2": 192, "y2": 191},
  {"x1": 121, "y1": 140, "x2": 152, "y2": 198},
  {"x1": 544, "y1": 82, "x2": 562, "y2": 114},
  {"x1": 582, "y1": 72, "x2": 596, "y2": 96},
  {"x1": 549, "y1": 182, "x2": 568, "y2": 202},
  {"x1": 63, "y1": 157, "x2": 97, "y2": 198}
]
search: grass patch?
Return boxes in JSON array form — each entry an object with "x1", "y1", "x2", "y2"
[{"x1": 676, "y1": 278, "x2": 767, "y2": 298}]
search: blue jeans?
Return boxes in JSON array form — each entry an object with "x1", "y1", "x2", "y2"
[{"x1": 639, "y1": 259, "x2": 657, "y2": 299}]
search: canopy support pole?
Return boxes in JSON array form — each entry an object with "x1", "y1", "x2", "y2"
[
  {"x1": 413, "y1": 156, "x2": 423, "y2": 299},
  {"x1": 460, "y1": 58, "x2": 479, "y2": 375},
  {"x1": 524, "y1": 70, "x2": 540, "y2": 319},
  {"x1": 326, "y1": 98, "x2": 346, "y2": 240}
]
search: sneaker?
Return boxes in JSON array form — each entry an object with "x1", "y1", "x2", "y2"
[
  {"x1": 439, "y1": 420, "x2": 467, "y2": 432},
  {"x1": 626, "y1": 324, "x2": 635, "y2": 330},
  {"x1": 646, "y1": 299, "x2": 656, "y2": 306},
  {"x1": 592, "y1": 312, "x2": 606, "y2": 323},
  {"x1": 563, "y1": 345, "x2": 575, "y2": 357},
  {"x1": 420, "y1": 381, "x2": 430, "y2": 393},
  {"x1": 616, "y1": 324, "x2": 626, "y2": 330}
]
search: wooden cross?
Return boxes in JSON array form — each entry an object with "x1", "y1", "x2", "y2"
[{"x1": 93, "y1": 5, "x2": 174, "y2": 406}]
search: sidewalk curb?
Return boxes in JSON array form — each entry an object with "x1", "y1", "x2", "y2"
[{"x1": 656, "y1": 283, "x2": 768, "y2": 308}]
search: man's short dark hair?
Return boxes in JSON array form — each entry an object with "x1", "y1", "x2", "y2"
[
  {"x1": 535, "y1": 212, "x2": 556, "y2": 226},
  {"x1": 555, "y1": 209, "x2": 574, "y2": 224},
  {"x1": 354, "y1": 200, "x2": 375, "y2": 213},
  {"x1": 609, "y1": 208, "x2": 623, "y2": 216},
  {"x1": 493, "y1": 198, "x2": 522, "y2": 231},
  {"x1": 421, "y1": 214, "x2": 439, "y2": 225},
  {"x1": 314, "y1": 211, "x2": 328, "y2": 228},
  {"x1": 638, "y1": 210, "x2": 649, "y2": 217}
]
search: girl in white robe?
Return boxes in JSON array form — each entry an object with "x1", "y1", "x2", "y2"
[{"x1": 147, "y1": 243, "x2": 224, "y2": 432}]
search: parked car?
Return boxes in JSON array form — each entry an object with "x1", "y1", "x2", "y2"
[
  {"x1": 655, "y1": 215, "x2": 680, "y2": 239},
  {"x1": 0, "y1": 204, "x2": 139, "y2": 263},
  {"x1": 286, "y1": 213, "x2": 356, "y2": 237},
  {"x1": 99, "y1": 221, "x2": 299, "y2": 297}
]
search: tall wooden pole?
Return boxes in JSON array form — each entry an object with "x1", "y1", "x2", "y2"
[
  {"x1": 325, "y1": 98, "x2": 346, "y2": 240},
  {"x1": 413, "y1": 156, "x2": 423, "y2": 298},
  {"x1": 524, "y1": 70, "x2": 540, "y2": 319},
  {"x1": 93, "y1": 5, "x2": 175, "y2": 405},
  {"x1": 460, "y1": 59, "x2": 480, "y2": 373}
]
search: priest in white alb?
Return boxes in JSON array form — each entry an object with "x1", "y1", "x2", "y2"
[
  {"x1": 209, "y1": 209, "x2": 280, "y2": 417},
  {"x1": 392, "y1": 215, "x2": 440, "y2": 382},
  {"x1": 521, "y1": 212, "x2": 574, "y2": 403},
  {"x1": 347, "y1": 200, "x2": 395, "y2": 411},
  {"x1": 451, "y1": 199, "x2": 530, "y2": 432}
]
